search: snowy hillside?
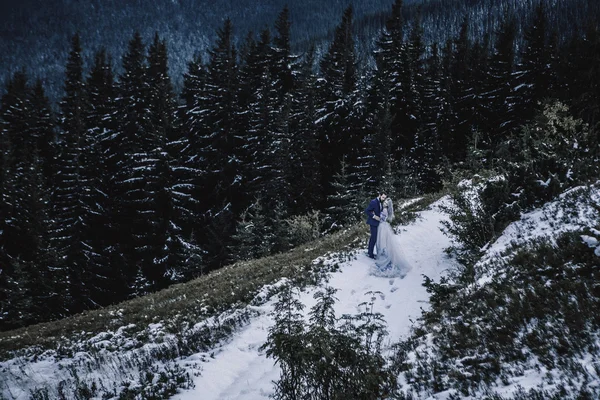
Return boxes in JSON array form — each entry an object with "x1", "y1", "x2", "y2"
[
  {"x1": 400, "y1": 181, "x2": 600, "y2": 399},
  {"x1": 1, "y1": 183, "x2": 599, "y2": 399},
  {"x1": 170, "y1": 197, "x2": 456, "y2": 400},
  {"x1": 0, "y1": 196, "x2": 452, "y2": 399}
]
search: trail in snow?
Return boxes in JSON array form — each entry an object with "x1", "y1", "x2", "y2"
[{"x1": 173, "y1": 198, "x2": 458, "y2": 400}]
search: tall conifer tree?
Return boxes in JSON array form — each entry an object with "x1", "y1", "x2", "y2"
[
  {"x1": 199, "y1": 18, "x2": 241, "y2": 269},
  {"x1": 318, "y1": 6, "x2": 357, "y2": 206},
  {"x1": 53, "y1": 33, "x2": 93, "y2": 313}
]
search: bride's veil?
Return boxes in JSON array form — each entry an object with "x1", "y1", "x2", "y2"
[{"x1": 386, "y1": 199, "x2": 394, "y2": 223}]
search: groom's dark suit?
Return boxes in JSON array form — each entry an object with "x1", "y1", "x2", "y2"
[{"x1": 365, "y1": 198, "x2": 382, "y2": 258}]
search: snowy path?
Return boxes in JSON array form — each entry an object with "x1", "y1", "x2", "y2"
[{"x1": 173, "y1": 198, "x2": 457, "y2": 400}]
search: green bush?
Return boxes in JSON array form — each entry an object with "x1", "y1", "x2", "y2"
[
  {"x1": 441, "y1": 174, "x2": 521, "y2": 268},
  {"x1": 262, "y1": 285, "x2": 398, "y2": 400},
  {"x1": 285, "y1": 210, "x2": 322, "y2": 248},
  {"x1": 500, "y1": 100, "x2": 597, "y2": 208},
  {"x1": 399, "y1": 228, "x2": 600, "y2": 396}
]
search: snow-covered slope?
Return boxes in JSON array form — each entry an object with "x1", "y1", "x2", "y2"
[
  {"x1": 171, "y1": 197, "x2": 457, "y2": 399},
  {"x1": 402, "y1": 182, "x2": 600, "y2": 399},
  {"x1": 3, "y1": 185, "x2": 597, "y2": 399},
  {"x1": 0, "y1": 197, "x2": 455, "y2": 399}
]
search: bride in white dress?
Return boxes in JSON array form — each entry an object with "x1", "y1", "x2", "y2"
[{"x1": 372, "y1": 198, "x2": 411, "y2": 278}]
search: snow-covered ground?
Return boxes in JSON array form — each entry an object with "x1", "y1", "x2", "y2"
[
  {"x1": 4, "y1": 187, "x2": 597, "y2": 399},
  {"x1": 476, "y1": 183, "x2": 600, "y2": 286},
  {"x1": 172, "y1": 198, "x2": 458, "y2": 400}
]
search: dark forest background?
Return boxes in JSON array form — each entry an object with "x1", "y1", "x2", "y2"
[{"x1": 1, "y1": 0, "x2": 599, "y2": 331}]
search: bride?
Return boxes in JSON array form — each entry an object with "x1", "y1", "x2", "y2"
[{"x1": 373, "y1": 198, "x2": 411, "y2": 278}]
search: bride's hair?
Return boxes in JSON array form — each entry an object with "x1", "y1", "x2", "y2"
[{"x1": 384, "y1": 198, "x2": 394, "y2": 222}]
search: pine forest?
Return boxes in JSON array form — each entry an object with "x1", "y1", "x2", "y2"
[{"x1": 1, "y1": 0, "x2": 599, "y2": 334}]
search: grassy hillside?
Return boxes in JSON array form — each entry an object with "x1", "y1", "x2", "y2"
[
  {"x1": 0, "y1": 195, "x2": 440, "y2": 359},
  {"x1": 0, "y1": 195, "x2": 438, "y2": 399}
]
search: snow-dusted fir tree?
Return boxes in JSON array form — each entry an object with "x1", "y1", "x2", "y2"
[
  {"x1": 272, "y1": 6, "x2": 296, "y2": 96},
  {"x1": 111, "y1": 31, "x2": 154, "y2": 289},
  {"x1": 145, "y1": 32, "x2": 198, "y2": 286},
  {"x1": 363, "y1": 61, "x2": 394, "y2": 194},
  {"x1": 324, "y1": 158, "x2": 358, "y2": 232},
  {"x1": 375, "y1": 0, "x2": 404, "y2": 86},
  {"x1": 79, "y1": 48, "x2": 118, "y2": 304},
  {"x1": 445, "y1": 17, "x2": 473, "y2": 164},
  {"x1": 375, "y1": 0, "x2": 405, "y2": 159},
  {"x1": 468, "y1": 33, "x2": 491, "y2": 156},
  {"x1": 318, "y1": 6, "x2": 359, "y2": 208},
  {"x1": 413, "y1": 43, "x2": 443, "y2": 192},
  {"x1": 481, "y1": 13, "x2": 517, "y2": 150},
  {"x1": 402, "y1": 13, "x2": 426, "y2": 147},
  {"x1": 0, "y1": 151, "x2": 61, "y2": 329},
  {"x1": 238, "y1": 29, "x2": 280, "y2": 204},
  {"x1": 231, "y1": 198, "x2": 274, "y2": 261},
  {"x1": 288, "y1": 45, "x2": 323, "y2": 214},
  {"x1": 51, "y1": 33, "x2": 97, "y2": 313},
  {"x1": 514, "y1": 1, "x2": 553, "y2": 124},
  {"x1": 29, "y1": 80, "x2": 56, "y2": 185},
  {"x1": 197, "y1": 19, "x2": 241, "y2": 268},
  {"x1": 0, "y1": 71, "x2": 62, "y2": 328},
  {"x1": 1, "y1": 72, "x2": 38, "y2": 260},
  {"x1": 270, "y1": 9, "x2": 298, "y2": 207}
]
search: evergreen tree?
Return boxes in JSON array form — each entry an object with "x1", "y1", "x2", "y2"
[
  {"x1": 449, "y1": 17, "x2": 473, "y2": 163},
  {"x1": 52, "y1": 33, "x2": 91, "y2": 313},
  {"x1": 179, "y1": 53, "x2": 207, "y2": 223},
  {"x1": 111, "y1": 31, "x2": 152, "y2": 289},
  {"x1": 272, "y1": 6, "x2": 295, "y2": 95},
  {"x1": 1, "y1": 151, "x2": 62, "y2": 329},
  {"x1": 0, "y1": 72, "x2": 32, "y2": 260},
  {"x1": 320, "y1": 5, "x2": 356, "y2": 98},
  {"x1": 469, "y1": 34, "x2": 491, "y2": 152},
  {"x1": 318, "y1": 6, "x2": 357, "y2": 207},
  {"x1": 388, "y1": 14, "x2": 426, "y2": 187},
  {"x1": 84, "y1": 48, "x2": 121, "y2": 305},
  {"x1": 415, "y1": 43, "x2": 443, "y2": 191},
  {"x1": 375, "y1": 0, "x2": 407, "y2": 160},
  {"x1": 198, "y1": 18, "x2": 241, "y2": 269},
  {"x1": 481, "y1": 13, "x2": 517, "y2": 151},
  {"x1": 29, "y1": 80, "x2": 56, "y2": 185},
  {"x1": 324, "y1": 158, "x2": 357, "y2": 232},
  {"x1": 437, "y1": 39, "x2": 458, "y2": 164},
  {"x1": 0, "y1": 115, "x2": 12, "y2": 282},
  {"x1": 271, "y1": 9, "x2": 298, "y2": 209},
  {"x1": 405, "y1": 12, "x2": 426, "y2": 127},
  {"x1": 364, "y1": 66, "x2": 394, "y2": 193},
  {"x1": 514, "y1": 1, "x2": 552, "y2": 124},
  {"x1": 375, "y1": 0, "x2": 404, "y2": 77},
  {"x1": 145, "y1": 32, "x2": 193, "y2": 286},
  {"x1": 231, "y1": 198, "x2": 274, "y2": 261},
  {"x1": 181, "y1": 55, "x2": 206, "y2": 111},
  {"x1": 239, "y1": 29, "x2": 279, "y2": 203},
  {"x1": 288, "y1": 45, "x2": 323, "y2": 215},
  {"x1": 0, "y1": 73, "x2": 62, "y2": 328}
]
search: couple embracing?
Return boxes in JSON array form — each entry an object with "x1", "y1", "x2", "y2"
[{"x1": 365, "y1": 191, "x2": 411, "y2": 278}]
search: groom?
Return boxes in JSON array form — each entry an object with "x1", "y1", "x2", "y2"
[{"x1": 365, "y1": 192, "x2": 387, "y2": 259}]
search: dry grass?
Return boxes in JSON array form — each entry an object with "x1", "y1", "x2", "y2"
[
  {"x1": 0, "y1": 193, "x2": 442, "y2": 360},
  {"x1": 0, "y1": 223, "x2": 368, "y2": 360}
]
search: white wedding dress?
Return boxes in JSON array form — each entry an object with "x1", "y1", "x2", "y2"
[{"x1": 372, "y1": 201, "x2": 411, "y2": 278}]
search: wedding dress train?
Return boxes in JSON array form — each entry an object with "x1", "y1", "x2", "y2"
[{"x1": 371, "y1": 201, "x2": 411, "y2": 278}]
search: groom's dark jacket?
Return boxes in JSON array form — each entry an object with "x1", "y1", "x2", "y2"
[{"x1": 365, "y1": 198, "x2": 382, "y2": 227}]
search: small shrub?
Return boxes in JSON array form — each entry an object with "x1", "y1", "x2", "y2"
[
  {"x1": 285, "y1": 210, "x2": 322, "y2": 247},
  {"x1": 441, "y1": 175, "x2": 521, "y2": 267},
  {"x1": 262, "y1": 285, "x2": 398, "y2": 400}
]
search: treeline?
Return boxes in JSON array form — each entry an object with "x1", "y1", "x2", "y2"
[{"x1": 1, "y1": 0, "x2": 599, "y2": 331}]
